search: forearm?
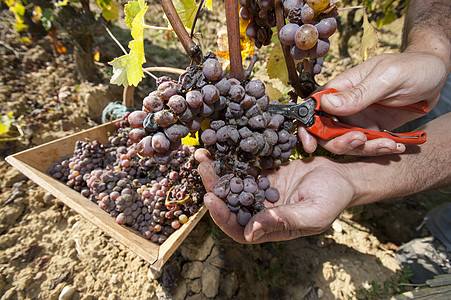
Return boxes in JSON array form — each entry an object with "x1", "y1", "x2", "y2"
[
  {"x1": 401, "y1": 0, "x2": 451, "y2": 73},
  {"x1": 346, "y1": 112, "x2": 451, "y2": 207}
]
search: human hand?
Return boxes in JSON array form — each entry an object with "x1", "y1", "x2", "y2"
[
  {"x1": 299, "y1": 52, "x2": 449, "y2": 156},
  {"x1": 195, "y1": 148, "x2": 355, "y2": 243}
]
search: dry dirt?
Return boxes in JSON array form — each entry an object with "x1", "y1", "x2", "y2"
[{"x1": 0, "y1": 2, "x2": 449, "y2": 300}]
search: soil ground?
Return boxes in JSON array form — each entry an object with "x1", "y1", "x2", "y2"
[{"x1": 0, "y1": 2, "x2": 450, "y2": 300}]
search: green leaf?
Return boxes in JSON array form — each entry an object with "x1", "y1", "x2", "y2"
[
  {"x1": 40, "y1": 8, "x2": 53, "y2": 31},
  {"x1": 124, "y1": 0, "x2": 146, "y2": 28},
  {"x1": 109, "y1": 0, "x2": 147, "y2": 86},
  {"x1": 376, "y1": 11, "x2": 397, "y2": 29},
  {"x1": 0, "y1": 113, "x2": 14, "y2": 136},
  {"x1": 95, "y1": 0, "x2": 119, "y2": 21},
  {"x1": 169, "y1": 0, "x2": 198, "y2": 30},
  {"x1": 267, "y1": 44, "x2": 289, "y2": 86},
  {"x1": 361, "y1": 10, "x2": 378, "y2": 61}
]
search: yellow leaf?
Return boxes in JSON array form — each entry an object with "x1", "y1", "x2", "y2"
[
  {"x1": 124, "y1": 0, "x2": 146, "y2": 28},
  {"x1": 361, "y1": 10, "x2": 378, "y2": 61},
  {"x1": 94, "y1": 51, "x2": 100, "y2": 61},
  {"x1": 267, "y1": 44, "x2": 289, "y2": 86},
  {"x1": 265, "y1": 84, "x2": 283, "y2": 101},
  {"x1": 204, "y1": 0, "x2": 213, "y2": 10},
  {"x1": 168, "y1": 0, "x2": 198, "y2": 30},
  {"x1": 181, "y1": 131, "x2": 199, "y2": 146},
  {"x1": 201, "y1": 118, "x2": 211, "y2": 131},
  {"x1": 4, "y1": 0, "x2": 15, "y2": 7},
  {"x1": 32, "y1": 6, "x2": 42, "y2": 24}
]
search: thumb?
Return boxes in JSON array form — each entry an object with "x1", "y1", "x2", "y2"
[{"x1": 321, "y1": 74, "x2": 397, "y2": 117}]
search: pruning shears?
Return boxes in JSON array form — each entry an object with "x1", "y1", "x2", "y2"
[{"x1": 268, "y1": 88, "x2": 428, "y2": 144}]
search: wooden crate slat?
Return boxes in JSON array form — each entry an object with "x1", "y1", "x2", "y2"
[{"x1": 5, "y1": 122, "x2": 207, "y2": 272}]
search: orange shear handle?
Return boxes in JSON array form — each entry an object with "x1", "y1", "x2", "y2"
[{"x1": 308, "y1": 115, "x2": 427, "y2": 144}]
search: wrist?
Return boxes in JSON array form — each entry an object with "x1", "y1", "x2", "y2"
[{"x1": 402, "y1": 29, "x2": 451, "y2": 74}]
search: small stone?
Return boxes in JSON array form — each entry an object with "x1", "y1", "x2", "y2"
[
  {"x1": 317, "y1": 288, "x2": 324, "y2": 298},
  {"x1": 59, "y1": 285, "x2": 76, "y2": 300},
  {"x1": 332, "y1": 221, "x2": 342, "y2": 233},
  {"x1": 219, "y1": 272, "x2": 238, "y2": 299},
  {"x1": 181, "y1": 261, "x2": 203, "y2": 279},
  {"x1": 201, "y1": 265, "x2": 220, "y2": 298}
]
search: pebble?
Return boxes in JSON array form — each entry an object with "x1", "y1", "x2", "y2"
[
  {"x1": 59, "y1": 285, "x2": 76, "y2": 300},
  {"x1": 332, "y1": 221, "x2": 343, "y2": 233}
]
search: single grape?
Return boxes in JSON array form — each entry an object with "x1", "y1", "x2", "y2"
[
  {"x1": 306, "y1": 0, "x2": 330, "y2": 12},
  {"x1": 202, "y1": 85, "x2": 220, "y2": 104},
  {"x1": 239, "y1": 191, "x2": 254, "y2": 206},
  {"x1": 129, "y1": 128, "x2": 147, "y2": 143},
  {"x1": 295, "y1": 24, "x2": 319, "y2": 50},
  {"x1": 152, "y1": 132, "x2": 170, "y2": 153},
  {"x1": 128, "y1": 111, "x2": 148, "y2": 128},
  {"x1": 254, "y1": 189, "x2": 265, "y2": 202},
  {"x1": 243, "y1": 178, "x2": 258, "y2": 193},
  {"x1": 246, "y1": 21, "x2": 259, "y2": 39},
  {"x1": 240, "y1": 94, "x2": 256, "y2": 109},
  {"x1": 313, "y1": 63, "x2": 322, "y2": 75},
  {"x1": 203, "y1": 58, "x2": 223, "y2": 82},
  {"x1": 214, "y1": 181, "x2": 230, "y2": 198},
  {"x1": 210, "y1": 120, "x2": 225, "y2": 131},
  {"x1": 168, "y1": 95, "x2": 187, "y2": 114},
  {"x1": 157, "y1": 81, "x2": 179, "y2": 101},
  {"x1": 315, "y1": 17, "x2": 337, "y2": 39},
  {"x1": 143, "y1": 92, "x2": 164, "y2": 112},
  {"x1": 163, "y1": 124, "x2": 189, "y2": 142},
  {"x1": 236, "y1": 207, "x2": 252, "y2": 226},
  {"x1": 215, "y1": 78, "x2": 231, "y2": 96},
  {"x1": 227, "y1": 193, "x2": 240, "y2": 206},
  {"x1": 240, "y1": 6, "x2": 252, "y2": 20},
  {"x1": 153, "y1": 110, "x2": 177, "y2": 127},
  {"x1": 248, "y1": 115, "x2": 266, "y2": 129},
  {"x1": 265, "y1": 187, "x2": 280, "y2": 203},
  {"x1": 136, "y1": 136, "x2": 154, "y2": 157},
  {"x1": 308, "y1": 38, "x2": 330, "y2": 58},
  {"x1": 229, "y1": 85, "x2": 246, "y2": 103},
  {"x1": 279, "y1": 23, "x2": 300, "y2": 46},
  {"x1": 301, "y1": 4, "x2": 315, "y2": 24},
  {"x1": 245, "y1": 80, "x2": 266, "y2": 99},
  {"x1": 201, "y1": 103, "x2": 214, "y2": 116},
  {"x1": 257, "y1": 177, "x2": 270, "y2": 190},
  {"x1": 283, "y1": 0, "x2": 303, "y2": 15},
  {"x1": 201, "y1": 129, "x2": 217, "y2": 146},
  {"x1": 230, "y1": 177, "x2": 244, "y2": 193},
  {"x1": 290, "y1": 46, "x2": 308, "y2": 61},
  {"x1": 186, "y1": 90, "x2": 204, "y2": 108}
]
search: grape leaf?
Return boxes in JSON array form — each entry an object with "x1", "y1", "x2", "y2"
[
  {"x1": 265, "y1": 84, "x2": 283, "y2": 101},
  {"x1": 109, "y1": 0, "x2": 147, "y2": 86},
  {"x1": 3, "y1": 0, "x2": 15, "y2": 7},
  {"x1": 124, "y1": 0, "x2": 145, "y2": 28},
  {"x1": 181, "y1": 132, "x2": 199, "y2": 146},
  {"x1": 0, "y1": 113, "x2": 14, "y2": 136},
  {"x1": 204, "y1": 0, "x2": 213, "y2": 10},
  {"x1": 361, "y1": 10, "x2": 378, "y2": 61},
  {"x1": 267, "y1": 44, "x2": 289, "y2": 86},
  {"x1": 168, "y1": 0, "x2": 198, "y2": 30},
  {"x1": 95, "y1": 0, "x2": 119, "y2": 21}
]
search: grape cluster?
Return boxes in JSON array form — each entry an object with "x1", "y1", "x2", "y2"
[
  {"x1": 47, "y1": 119, "x2": 205, "y2": 244},
  {"x1": 280, "y1": 0, "x2": 338, "y2": 73},
  {"x1": 239, "y1": 0, "x2": 276, "y2": 48}
]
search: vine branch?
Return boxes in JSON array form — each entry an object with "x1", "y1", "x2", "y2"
[
  {"x1": 159, "y1": 0, "x2": 202, "y2": 64},
  {"x1": 274, "y1": 0, "x2": 302, "y2": 99},
  {"x1": 225, "y1": 0, "x2": 244, "y2": 81}
]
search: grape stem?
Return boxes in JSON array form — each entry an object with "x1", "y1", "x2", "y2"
[
  {"x1": 244, "y1": 55, "x2": 258, "y2": 79},
  {"x1": 159, "y1": 0, "x2": 202, "y2": 64},
  {"x1": 224, "y1": 0, "x2": 245, "y2": 81},
  {"x1": 274, "y1": 0, "x2": 303, "y2": 98}
]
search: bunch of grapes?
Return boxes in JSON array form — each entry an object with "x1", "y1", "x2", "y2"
[
  {"x1": 116, "y1": 55, "x2": 298, "y2": 226},
  {"x1": 239, "y1": 0, "x2": 277, "y2": 48},
  {"x1": 47, "y1": 119, "x2": 205, "y2": 244},
  {"x1": 279, "y1": 0, "x2": 338, "y2": 74}
]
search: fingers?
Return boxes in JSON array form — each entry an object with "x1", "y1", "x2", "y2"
[
  {"x1": 298, "y1": 126, "x2": 318, "y2": 153},
  {"x1": 318, "y1": 134, "x2": 406, "y2": 156},
  {"x1": 197, "y1": 162, "x2": 218, "y2": 192},
  {"x1": 194, "y1": 148, "x2": 213, "y2": 164},
  {"x1": 204, "y1": 193, "x2": 248, "y2": 243},
  {"x1": 243, "y1": 204, "x2": 328, "y2": 243},
  {"x1": 321, "y1": 56, "x2": 400, "y2": 116}
]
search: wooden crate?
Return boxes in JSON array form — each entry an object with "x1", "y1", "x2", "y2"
[{"x1": 5, "y1": 121, "x2": 207, "y2": 278}]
